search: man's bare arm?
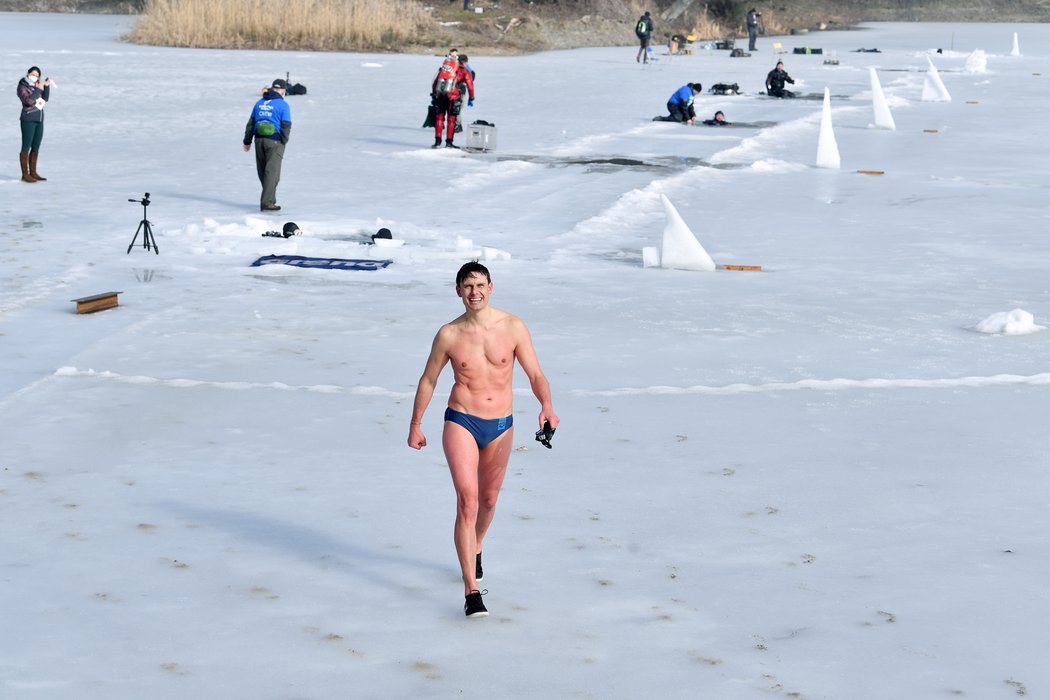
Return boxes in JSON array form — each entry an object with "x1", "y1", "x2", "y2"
[
  {"x1": 512, "y1": 318, "x2": 559, "y2": 430},
  {"x1": 408, "y1": 327, "x2": 453, "y2": 449}
]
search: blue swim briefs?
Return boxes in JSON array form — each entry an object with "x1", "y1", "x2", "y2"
[{"x1": 444, "y1": 407, "x2": 513, "y2": 449}]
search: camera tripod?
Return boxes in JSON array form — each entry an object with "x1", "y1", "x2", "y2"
[{"x1": 127, "y1": 193, "x2": 159, "y2": 255}]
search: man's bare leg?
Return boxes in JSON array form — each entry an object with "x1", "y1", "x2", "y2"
[
  {"x1": 474, "y1": 428, "x2": 513, "y2": 560},
  {"x1": 443, "y1": 422, "x2": 512, "y2": 595},
  {"x1": 444, "y1": 422, "x2": 483, "y2": 595}
]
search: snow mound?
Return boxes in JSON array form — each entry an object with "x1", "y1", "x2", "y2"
[
  {"x1": 975, "y1": 309, "x2": 1045, "y2": 335},
  {"x1": 964, "y1": 50, "x2": 989, "y2": 74}
]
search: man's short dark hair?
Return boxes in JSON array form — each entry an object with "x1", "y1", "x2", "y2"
[{"x1": 456, "y1": 260, "x2": 491, "y2": 287}]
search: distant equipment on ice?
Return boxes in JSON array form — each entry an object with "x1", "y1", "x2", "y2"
[{"x1": 466, "y1": 120, "x2": 497, "y2": 152}]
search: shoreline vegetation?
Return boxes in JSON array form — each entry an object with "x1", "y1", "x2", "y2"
[
  {"x1": 5, "y1": 0, "x2": 1050, "y2": 55},
  {"x1": 123, "y1": 0, "x2": 432, "y2": 52}
]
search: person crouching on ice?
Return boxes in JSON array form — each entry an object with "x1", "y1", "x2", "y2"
[
  {"x1": 766, "y1": 61, "x2": 796, "y2": 98},
  {"x1": 654, "y1": 82, "x2": 702, "y2": 125}
]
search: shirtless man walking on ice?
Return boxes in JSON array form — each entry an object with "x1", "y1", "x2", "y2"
[{"x1": 408, "y1": 261, "x2": 559, "y2": 618}]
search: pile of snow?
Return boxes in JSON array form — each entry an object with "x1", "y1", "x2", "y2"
[
  {"x1": 964, "y1": 49, "x2": 989, "y2": 74},
  {"x1": 975, "y1": 309, "x2": 1046, "y2": 335}
]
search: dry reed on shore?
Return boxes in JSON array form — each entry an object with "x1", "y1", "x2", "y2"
[{"x1": 124, "y1": 0, "x2": 433, "y2": 51}]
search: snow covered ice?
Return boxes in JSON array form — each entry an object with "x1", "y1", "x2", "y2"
[{"x1": 2, "y1": 13, "x2": 1049, "y2": 699}]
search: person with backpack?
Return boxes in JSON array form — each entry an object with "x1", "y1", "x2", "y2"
[
  {"x1": 243, "y1": 78, "x2": 292, "y2": 212},
  {"x1": 430, "y1": 48, "x2": 475, "y2": 148},
  {"x1": 635, "y1": 11, "x2": 654, "y2": 64},
  {"x1": 424, "y1": 48, "x2": 457, "y2": 130},
  {"x1": 653, "y1": 82, "x2": 702, "y2": 125},
  {"x1": 765, "y1": 61, "x2": 796, "y2": 98}
]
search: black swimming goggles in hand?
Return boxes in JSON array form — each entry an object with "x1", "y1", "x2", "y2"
[{"x1": 535, "y1": 421, "x2": 555, "y2": 449}]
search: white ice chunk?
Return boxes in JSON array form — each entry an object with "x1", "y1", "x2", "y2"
[
  {"x1": 975, "y1": 309, "x2": 1045, "y2": 335},
  {"x1": 964, "y1": 49, "x2": 988, "y2": 74},
  {"x1": 659, "y1": 195, "x2": 715, "y2": 272},
  {"x1": 922, "y1": 56, "x2": 952, "y2": 102},
  {"x1": 642, "y1": 246, "x2": 660, "y2": 268},
  {"x1": 816, "y1": 87, "x2": 841, "y2": 169},
  {"x1": 870, "y1": 68, "x2": 896, "y2": 130}
]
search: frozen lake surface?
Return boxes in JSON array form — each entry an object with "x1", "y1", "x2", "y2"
[{"x1": 1, "y1": 13, "x2": 1048, "y2": 699}]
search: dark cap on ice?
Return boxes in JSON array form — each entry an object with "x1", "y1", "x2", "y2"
[
  {"x1": 690, "y1": 82, "x2": 703, "y2": 91},
  {"x1": 272, "y1": 78, "x2": 290, "y2": 89}
]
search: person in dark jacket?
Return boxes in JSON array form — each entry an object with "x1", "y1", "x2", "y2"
[
  {"x1": 654, "y1": 82, "x2": 702, "y2": 124},
  {"x1": 17, "y1": 66, "x2": 53, "y2": 183},
  {"x1": 635, "y1": 11, "x2": 654, "y2": 64},
  {"x1": 243, "y1": 78, "x2": 292, "y2": 211},
  {"x1": 746, "y1": 8, "x2": 762, "y2": 52},
  {"x1": 766, "y1": 61, "x2": 796, "y2": 98},
  {"x1": 454, "y1": 54, "x2": 476, "y2": 134},
  {"x1": 701, "y1": 110, "x2": 732, "y2": 126}
]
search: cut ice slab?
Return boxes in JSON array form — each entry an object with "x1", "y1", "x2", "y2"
[
  {"x1": 922, "y1": 55, "x2": 952, "y2": 102},
  {"x1": 869, "y1": 67, "x2": 896, "y2": 130},
  {"x1": 659, "y1": 195, "x2": 715, "y2": 272},
  {"x1": 816, "y1": 87, "x2": 841, "y2": 169}
]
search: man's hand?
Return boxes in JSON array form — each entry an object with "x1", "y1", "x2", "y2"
[
  {"x1": 243, "y1": 143, "x2": 251, "y2": 152},
  {"x1": 467, "y1": 99, "x2": 474, "y2": 107},
  {"x1": 408, "y1": 424, "x2": 427, "y2": 450}
]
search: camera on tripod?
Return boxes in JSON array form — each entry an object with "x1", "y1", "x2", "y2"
[{"x1": 126, "y1": 192, "x2": 158, "y2": 255}]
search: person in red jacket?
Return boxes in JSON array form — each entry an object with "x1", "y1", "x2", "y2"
[{"x1": 431, "y1": 49, "x2": 475, "y2": 149}]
